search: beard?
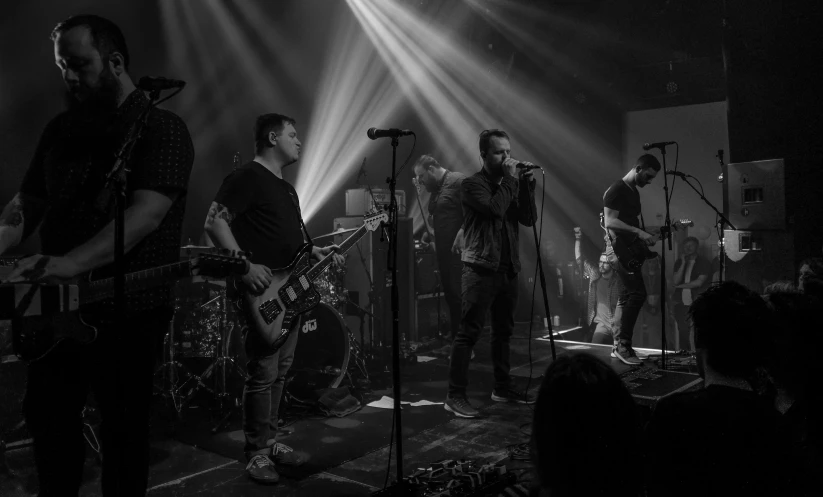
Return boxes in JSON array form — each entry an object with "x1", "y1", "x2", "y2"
[{"x1": 63, "y1": 64, "x2": 123, "y2": 120}]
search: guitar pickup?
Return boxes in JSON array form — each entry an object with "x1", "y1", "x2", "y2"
[
  {"x1": 259, "y1": 299, "x2": 283, "y2": 325},
  {"x1": 0, "y1": 283, "x2": 80, "y2": 319}
]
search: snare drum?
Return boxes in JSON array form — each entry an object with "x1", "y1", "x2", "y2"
[{"x1": 288, "y1": 303, "x2": 351, "y2": 393}]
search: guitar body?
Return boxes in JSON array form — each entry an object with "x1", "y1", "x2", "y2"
[
  {"x1": 240, "y1": 244, "x2": 322, "y2": 351},
  {"x1": 609, "y1": 232, "x2": 658, "y2": 274},
  {"x1": 5, "y1": 251, "x2": 248, "y2": 362},
  {"x1": 13, "y1": 312, "x2": 98, "y2": 362}
]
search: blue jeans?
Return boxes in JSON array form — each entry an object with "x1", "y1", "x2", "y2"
[
  {"x1": 612, "y1": 268, "x2": 647, "y2": 347},
  {"x1": 242, "y1": 319, "x2": 299, "y2": 458},
  {"x1": 448, "y1": 265, "x2": 518, "y2": 397}
]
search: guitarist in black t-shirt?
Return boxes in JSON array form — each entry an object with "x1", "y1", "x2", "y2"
[
  {"x1": 602, "y1": 154, "x2": 660, "y2": 365},
  {"x1": 204, "y1": 113, "x2": 344, "y2": 484}
]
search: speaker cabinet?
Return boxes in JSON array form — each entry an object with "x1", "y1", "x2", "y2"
[
  {"x1": 332, "y1": 216, "x2": 416, "y2": 345},
  {"x1": 723, "y1": 229, "x2": 795, "y2": 293},
  {"x1": 727, "y1": 159, "x2": 786, "y2": 230}
]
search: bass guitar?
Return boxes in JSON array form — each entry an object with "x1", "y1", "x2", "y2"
[
  {"x1": 241, "y1": 211, "x2": 388, "y2": 352},
  {"x1": 3, "y1": 250, "x2": 248, "y2": 362},
  {"x1": 601, "y1": 213, "x2": 693, "y2": 273}
]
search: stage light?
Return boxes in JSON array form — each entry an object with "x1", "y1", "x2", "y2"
[
  {"x1": 346, "y1": 0, "x2": 620, "y2": 256},
  {"x1": 294, "y1": 12, "x2": 406, "y2": 223}
]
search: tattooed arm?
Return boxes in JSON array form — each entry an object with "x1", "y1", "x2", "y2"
[
  {"x1": 203, "y1": 201, "x2": 243, "y2": 253},
  {"x1": 0, "y1": 193, "x2": 47, "y2": 255}
]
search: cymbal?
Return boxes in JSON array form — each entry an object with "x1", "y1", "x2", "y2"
[
  {"x1": 180, "y1": 245, "x2": 213, "y2": 250},
  {"x1": 314, "y1": 227, "x2": 358, "y2": 240}
]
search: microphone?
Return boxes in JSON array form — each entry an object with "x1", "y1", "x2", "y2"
[
  {"x1": 367, "y1": 128, "x2": 414, "y2": 140},
  {"x1": 516, "y1": 163, "x2": 541, "y2": 170},
  {"x1": 665, "y1": 171, "x2": 689, "y2": 178},
  {"x1": 137, "y1": 76, "x2": 186, "y2": 91},
  {"x1": 643, "y1": 141, "x2": 676, "y2": 151}
]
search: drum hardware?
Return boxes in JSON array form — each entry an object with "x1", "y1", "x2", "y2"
[
  {"x1": 286, "y1": 302, "x2": 351, "y2": 402},
  {"x1": 313, "y1": 227, "x2": 358, "y2": 241},
  {"x1": 153, "y1": 319, "x2": 196, "y2": 414}
]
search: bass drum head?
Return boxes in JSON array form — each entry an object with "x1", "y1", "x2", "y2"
[{"x1": 288, "y1": 303, "x2": 350, "y2": 397}]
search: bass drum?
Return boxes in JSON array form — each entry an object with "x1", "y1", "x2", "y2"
[{"x1": 288, "y1": 303, "x2": 350, "y2": 397}]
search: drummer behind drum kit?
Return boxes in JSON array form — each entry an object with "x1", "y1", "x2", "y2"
[{"x1": 154, "y1": 228, "x2": 369, "y2": 426}]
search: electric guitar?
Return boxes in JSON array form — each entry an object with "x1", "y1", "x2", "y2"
[
  {"x1": 600, "y1": 213, "x2": 693, "y2": 273},
  {"x1": 240, "y1": 211, "x2": 388, "y2": 352},
  {"x1": 4, "y1": 250, "x2": 248, "y2": 362}
]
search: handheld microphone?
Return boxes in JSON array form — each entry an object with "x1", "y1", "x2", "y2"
[
  {"x1": 516, "y1": 163, "x2": 541, "y2": 170},
  {"x1": 643, "y1": 141, "x2": 676, "y2": 151},
  {"x1": 367, "y1": 128, "x2": 414, "y2": 140},
  {"x1": 665, "y1": 171, "x2": 689, "y2": 178},
  {"x1": 137, "y1": 76, "x2": 186, "y2": 91}
]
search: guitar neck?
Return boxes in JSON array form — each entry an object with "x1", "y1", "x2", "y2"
[
  {"x1": 85, "y1": 261, "x2": 192, "y2": 304},
  {"x1": 307, "y1": 224, "x2": 371, "y2": 280}
]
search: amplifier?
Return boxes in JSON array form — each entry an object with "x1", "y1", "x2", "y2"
[{"x1": 345, "y1": 188, "x2": 406, "y2": 217}]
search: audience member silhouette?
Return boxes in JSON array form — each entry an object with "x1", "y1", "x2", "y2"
[
  {"x1": 645, "y1": 281, "x2": 786, "y2": 497},
  {"x1": 531, "y1": 353, "x2": 640, "y2": 497}
]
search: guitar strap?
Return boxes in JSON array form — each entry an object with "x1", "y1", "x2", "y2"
[{"x1": 287, "y1": 189, "x2": 314, "y2": 246}]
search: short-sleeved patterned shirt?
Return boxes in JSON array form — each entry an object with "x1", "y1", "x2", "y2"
[{"x1": 20, "y1": 89, "x2": 194, "y2": 315}]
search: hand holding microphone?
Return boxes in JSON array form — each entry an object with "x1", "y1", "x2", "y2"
[{"x1": 503, "y1": 158, "x2": 540, "y2": 181}]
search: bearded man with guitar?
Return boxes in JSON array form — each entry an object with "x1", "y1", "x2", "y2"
[
  {"x1": 204, "y1": 113, "x2": 347, "y2": 484},
  {"x1": 0, "y1": 15, "x2": 194, "y2": 495},
  {"x1": 603, "y1": 154, "x2": 661, "y2": 365}
]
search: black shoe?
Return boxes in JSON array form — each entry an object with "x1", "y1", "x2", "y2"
[
  {"x1": 246, "y1": 454, "x2": 280, "y2": 484},
  {"x1": 271, "y1": 442, "x2": 309, "y2": 467},
  {"x1": 445, "y1": 395, "x2": 480, "y2": 418},
  {"x1": 491, "y1": 386, "x2": 536, "y2": 404}
]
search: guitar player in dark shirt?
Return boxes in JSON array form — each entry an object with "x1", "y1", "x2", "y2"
[
  {"x1": 204, "y1": 113, "x2": 344, "y2": 485},
  {"x1": 602, "y1": 154, "x2": 660, "y2": 365},
  {"x1": 0, "y1": 16, "x2": 194, "y2": 495}
]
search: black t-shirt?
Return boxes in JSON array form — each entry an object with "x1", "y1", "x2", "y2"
[
  {"x1": 19, "y1": 90, "x2": 194, "y2": 313},
  {"x1": 673, "y1": 256, "x2": 712, "y2": 301},
  {"x1": 603, "y1": 180, "x2": 641, "y2": 229},
  {"x1": 214, "y1": 161, "x2": 305, "y2": 270},
  {"x1": 645, "y1": 385, "x2": 788, "y2": 496}
]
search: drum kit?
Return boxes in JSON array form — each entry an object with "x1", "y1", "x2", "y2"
[{"x1": 154, "y1": 234, "x2": 367, "y2": 426}]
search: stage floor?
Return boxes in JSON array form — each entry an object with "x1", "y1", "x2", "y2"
[{"x1": 0, "y1": 323, "x2": 700, "y2": 496}]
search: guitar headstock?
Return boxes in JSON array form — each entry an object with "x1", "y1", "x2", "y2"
[
  {"x1": 672, "y1": 219, "x2": 694, "y2": 230},
  {"x1": 573, "y1": 227, "x2": 581, "y2": 239},
  {"x1": 191, "y1": 249, "x2": 250, "y2": 277},
  {"x1": 364, "y1": 210, "x2": 389, "y2": 231}
]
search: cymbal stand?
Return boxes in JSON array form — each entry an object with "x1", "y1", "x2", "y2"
[{"x1": 153, "y1": 319, "x2": 194, "y2": 414}]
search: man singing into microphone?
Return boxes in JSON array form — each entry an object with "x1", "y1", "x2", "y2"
[
  {"x1": 445, "y1": 129, "x2": 537, "y2": 418},
  {"x1": 602, "y1": 154, "x2": 660, "y2": 365}
]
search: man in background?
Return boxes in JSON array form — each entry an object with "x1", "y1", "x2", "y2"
[
  {"x1": 672, "y1": 236, "x2": 711, "y2": 350},
  {"x1": 413, "y1": 155, "x2": 466, "y2": 343}
]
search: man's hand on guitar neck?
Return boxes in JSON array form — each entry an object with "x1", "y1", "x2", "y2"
[
  {"x1": 3, "y1": 254, "x2": 81, "y2": 284},
  {"x1": 312, "y1": 245, "x2": 346, "y2": 267},
  {"x1": 242, "y1": 263, "x2": 272, "y2": 294}
]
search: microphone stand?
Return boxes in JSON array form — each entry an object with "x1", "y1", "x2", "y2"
[
  {"x1": 676, "y1": 174, "x2": 736, "y2": 278},
  {"x1": 527, "y1": 175, "x2": 556, "y2": 360},
  {"x1": 658, "y1": 145, "x2": 673, "y2": 370},
  {"x1": 384, "y1": 134, "x2": 407, "y2": 490},
  {"x1": 92, "y1": 87, "x2": 162, "y2": 496}
]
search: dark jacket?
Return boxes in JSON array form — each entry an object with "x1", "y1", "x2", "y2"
[{"x1": 461, "y1": 167, "x2": 537, "y2": 272}]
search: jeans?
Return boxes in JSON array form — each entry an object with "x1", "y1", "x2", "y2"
[
  {"x1": 448, "y1": 265, "x2": 518, "y2": 397},
  {"x1": 242, "y1": 318, "x2": 299, "y2": 458},
  {"x1": 436, "y1": 247, "x2": 463, "y2": 340},
  {"x1": 591, "y1": 321, "x2": 615, "y2": 345},
  {"x1": 673, "y1": 303, "x2": 693, "y2": 350},
  {"x1": 612, "y1": 268, "x2": 647, "y2": 348},
  {"x1": 23, "y1": 312, "x2": 169, "y2": 497}
]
